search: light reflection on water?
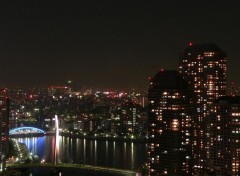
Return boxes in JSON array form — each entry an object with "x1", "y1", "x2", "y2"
[
  {"x1": 14, "y1": 136, "x2": 147, "y2": 170},
  {"x1": 16, "y1": 137, "x2": 45, "y2": 158}
]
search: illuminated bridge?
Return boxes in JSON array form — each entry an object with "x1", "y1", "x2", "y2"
[{"x1": 9, "y1": 127, "x2": 45, "y2": 137}]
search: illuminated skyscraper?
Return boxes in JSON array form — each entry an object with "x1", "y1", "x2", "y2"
[
  {"x1": 209, "y1": 96, "x2": 240, "y2": 175},
  {"x1": 0, "y1": 88, "x2": 10, "y2": 171},
  {"x1": 179, "y1": 43, "x2": 227, "y2": 173},
  {"x1": 0, "y1": 90, "x2": 9, "y2": 167},
  {"x1": 148, "y1": 70, "x2": 194, "y2": 175}
]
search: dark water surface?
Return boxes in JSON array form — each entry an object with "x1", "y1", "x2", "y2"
[{"x1": 14, "y1": 136, "x2": 148, "y2": 170}]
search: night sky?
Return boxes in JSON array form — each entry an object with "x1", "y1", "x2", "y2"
[{"x1": 1, "y1": 0, "x2": 240, "y2": 89}]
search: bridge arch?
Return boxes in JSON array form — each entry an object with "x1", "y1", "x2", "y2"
[{"x1": 9, "y1": 127, "x2": 45, "y2": 135}]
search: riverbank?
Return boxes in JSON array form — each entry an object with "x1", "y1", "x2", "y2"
[
  {"x1": 61, "y1": 132, "x2": 147, "y2": 143},
  {"x1": 5, "y1": 163, "x2": 139, "y2": 176},
  {"x1": 43, "y1": 131, "x2": 147, "y2": 143}
]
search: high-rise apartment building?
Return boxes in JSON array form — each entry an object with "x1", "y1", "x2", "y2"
[
  {"x1": 229, "y1": 81, "x2": 239, "y2": 96},
  {"x1": 148, "y1": 70, "x2": 194, "y2": 175},
  {"x1": 179, "y1": 43, "x2": 227, "y2": 173},
  {"x1": 0, "y1": 88, "x2": 10, "y2": 171},
  {"x1": 209, "y1": 96, "x2": 240, "y2": 175}
]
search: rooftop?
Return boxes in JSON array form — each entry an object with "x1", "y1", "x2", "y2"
[
  {"x1": 184, "y1": 43, "x2": 224, "y2": 53},
  {"x1": 150, "y1": 70, "x2": 189, "y2": 89}
]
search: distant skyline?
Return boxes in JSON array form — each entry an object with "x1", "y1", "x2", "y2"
[{"x1": 1, "y1": 0, "x2": 240, "y2": 89}]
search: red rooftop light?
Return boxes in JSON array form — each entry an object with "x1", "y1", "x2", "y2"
[{"x1": 189, "y1": 42, "x2": 193, "y2": 46}]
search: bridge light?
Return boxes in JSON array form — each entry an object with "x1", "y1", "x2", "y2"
[{"x1": 9, "y1": 127, "x2": 45, "y2": 135}]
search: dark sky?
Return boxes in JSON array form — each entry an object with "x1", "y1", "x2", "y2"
[{"x1": 1, "y1": 0, "x2": 240, "y2": 89}]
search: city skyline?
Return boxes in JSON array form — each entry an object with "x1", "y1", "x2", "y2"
[{"x1": 1, "y1": 1, "x2": 240, "y2": 88}]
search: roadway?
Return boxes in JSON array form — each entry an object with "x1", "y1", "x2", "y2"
[{"x1": 7, "y1": 163, "x2": 140, "y2": 176}]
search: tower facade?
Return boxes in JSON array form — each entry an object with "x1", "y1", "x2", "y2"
[
  {"x1": 148, "y1": 70, "x2": 194, "y2": 175},
  {"x1": 0, "y1": 88, "x2": 10, "y2": 171},
  {"x1": 209, "y1": 96, "x2": 240, "y2": 175},
  {"x1": 179, "y1": 43, "x2": 227, "y2": 173}
]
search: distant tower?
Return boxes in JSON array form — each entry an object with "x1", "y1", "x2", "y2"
[
  {"x1": 179, "y1": 43, "x2": 227, "y2": 173},
  {"x1": 0, "y1": 89, "x2": 10, "y2": 171},
  {"x1": 148, "y1": 70, "x2": 194, "y2": 175},
  {"x1": 209, "y1": 96, "x2": 240, "y2": 175}
]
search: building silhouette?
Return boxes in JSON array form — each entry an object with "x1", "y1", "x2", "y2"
[
  {"x1": 0, "y1": 88, "x2": 10, "y2": 171},
  {"x1": 179, "y1": 43, "x2": 227, "y2": 174},
  {"x1": 147, "y1": 70, "x2": 194, "y2": 175}
]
